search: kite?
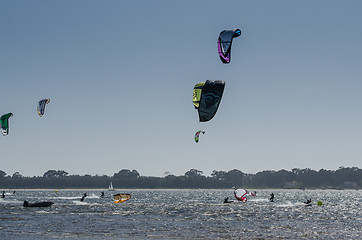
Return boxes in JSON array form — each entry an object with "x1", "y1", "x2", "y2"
[
  {"x1": 0, "y1": 113, "x2": 13, "y2": 136},
  {"x1": 234, "y1": 188, "x2": 248, "y2": 202},
  {"x1": 114, "y1": 193, "x2": 131, "y2": 203},
  {"x1": 193, "y1": 80, "x2": 225, "y2": 122},
  {"x1": 37, "y1": 98, "x2": 50, "y2": 117},
  {"x1": 194, "y1": 130, "x2": 205, "y2": 143},
  {"x1": 249, "y1": 191, "x2": 256, "y2": 197},
  {"x1": 218, "y1": 28, "x2": 241, "y2": 63}
]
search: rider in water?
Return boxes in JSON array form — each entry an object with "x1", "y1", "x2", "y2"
[
  {"x1": 224, "y1": 197, "x2": 233, "y2": 203},
  {"x1": 270, "y1": 193, "x2": 274, "y2": 202},
  {"x1": 80, "y1": 193, "x2": 87, "y2": 202},
  {"x1": 305, "y1": 198, "x2": 312, "y2": 204}
]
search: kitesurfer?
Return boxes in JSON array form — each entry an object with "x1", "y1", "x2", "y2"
[
  {"x1": 1, "y1": 191, "x2": 5, "y2": 198},
  {"x1": 224, "y1": 197, "x2": 233, "y2": 203},
  {"x1": 270, "y1": 193, "x2": 274, "y2": 202},
  {"x1": 100, "y1": 191, "x2": 104, "y2": 197},
  {"x1": 13, "y1": 191, "x2": 16, "y2": 194},
  {"x1": 80, "y1": 193, "x2": 87, "y2": 202},
  {"x1": 304, "y1": 198, "x2": 312, "y2": 204}
]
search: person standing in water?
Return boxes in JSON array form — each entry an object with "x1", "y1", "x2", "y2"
[
  {"x1": 1, "y1": 191, "x2": 5, "y2": 198},
  {"x1": 270, "y1": 193, "x2": 274, "y2": 202},
  {"x1": 80, "y1": 193, "x2": 87, "y2": 202}
]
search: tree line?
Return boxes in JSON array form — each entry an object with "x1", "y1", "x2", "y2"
[{"x1": 0, "y1": 167, "x2": 360, "y2": 189}]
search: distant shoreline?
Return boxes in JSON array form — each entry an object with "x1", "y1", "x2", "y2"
[
  {"x1": 2, "y1": 188, "x2": 360, "y2": 191},
  {"x1": 1, "y1": 167, "x2": 360, "y2": 190}
]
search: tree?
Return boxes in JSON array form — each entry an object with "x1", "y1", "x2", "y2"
[
  {"x1": 211, "y1": 170, "x2": 226, "y2": 180},
  {"x1": 184, "y1": 169, "x2": 203, "y2": 177},
  {"x1": 12, "y1": 172, "x2": 23, "y2": 178},
  {"x1": 164, "y1": 171, "x2": 172, "y2": 177},
  {"x1": 43, "y1": 170, "x2": 69, "y2": 178},
  {"x1": 224, "y1": 169, "x2": 246, "y2": 186},
  {"x1": 114, "y1": 169, "x2": 139, "y2": 179},
  {"x1": 253, "y1": 170, "x2": 283, "y2": 188},
  {"x1": 0, "y1": 170, "x2": 6, "y2": 178}
]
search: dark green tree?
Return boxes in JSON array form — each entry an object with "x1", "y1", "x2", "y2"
[
  {"x1": 0, "y1": 170, "x2": 6, "y2": 178},
  {"x1": 12, "y1": 172, "x2": 23, "y2": 178},
  {"x1": 113, "y1": 169, "x2": 140, "y2": 179},
  {"x1": 185, "y1": 169, "x2": 203, "y2": 177},
  {"x1": 43, "y1": 170, "x2": 69, "y2": 178}
]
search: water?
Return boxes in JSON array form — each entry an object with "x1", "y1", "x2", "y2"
[{"x1": 0, "y1": 189, "x2": 361, "y2": 239}]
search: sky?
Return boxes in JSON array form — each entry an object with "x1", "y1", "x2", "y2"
[{"x1": 1, "y1": 0, "x2": 362, "y2": 177}]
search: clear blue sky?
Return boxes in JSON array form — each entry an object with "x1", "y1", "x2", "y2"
[{"x1": 1, "y1": 0, "x2": 362, "y2": 177}]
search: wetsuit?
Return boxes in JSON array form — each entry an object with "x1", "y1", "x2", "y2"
[{"x1": 270, "y1": 193, "x2": 274, "y2": 202}]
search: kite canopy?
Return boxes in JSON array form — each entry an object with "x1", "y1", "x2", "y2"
[
  {"x1": 193, "y1": 80, "x2": 225, "y2": 122},
  {"x1": 37, "y1": 98, "x2": 50, "y2": 117},
  {"x1": 194, "y1": 130, "x2": 205, "y2": 143},
  {"x1": 0, "y1": 113, "x2": 13, "y2": 136},
  {"x1": 234, "y1": 188, "x2": 248, "y2": 202},
  {"x1": 218, "y1": 28, "x2": 241, "y2": 64},
  {"x1": 114, "y1": 193, "x2": 131, "y2": 203}
]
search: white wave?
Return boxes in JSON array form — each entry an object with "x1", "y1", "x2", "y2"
[
  {"x1": 35, "y1": 210, "x2": 53, "y2": 214},
  {"x1": 248, "y1": 198, "x2": 269, "y2": 202},
  {"x1": 0, "y1": 198, "x2": 22, "y2": 204},
  {"x1": 277, "y1": 201, "x2": 306, "y2": 207},
  {"x1": 86, "y1": 193, "x2": 100, "y2": 199},
  {"x1": 54, "y1": 196, "x2": 82, "y2": 200},
  {"x1": 72, "y1": 200, "x2": 89, "y2": 205},
  {"x1": 71, "y1": 200, "x2": 102, "y2": 206}
]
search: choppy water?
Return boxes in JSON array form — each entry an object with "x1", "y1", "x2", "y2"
[{"x1": 0, "y1": 189, "x2": 361, "y2": 239}]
